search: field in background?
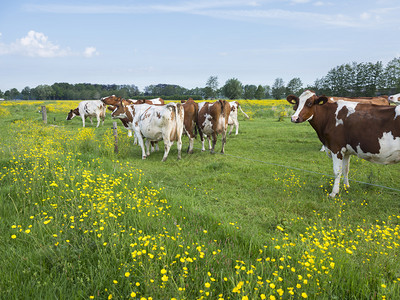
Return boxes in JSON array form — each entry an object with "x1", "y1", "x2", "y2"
[{"x1": 1, "y1": 100, "x2": 400, "y2": 299}]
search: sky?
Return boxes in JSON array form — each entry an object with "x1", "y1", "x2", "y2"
[{"x1": 1, "y1": 0, "x2": 400, "y2": 92}]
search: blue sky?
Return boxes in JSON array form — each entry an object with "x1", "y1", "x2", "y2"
[{"x1": 1, "y1": 0, "x2": 399, "y2": 92}]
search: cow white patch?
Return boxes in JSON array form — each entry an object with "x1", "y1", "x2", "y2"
[
  {"x1": 394, "y1": 105, "x2": 400, "y2": 119},
  {"x1": 334, "y1": 100, "x2": 358, "y2": 126},
  {"x1": 202, "y1": 113, "x2": 214, "y2": 135},
  {"x1": 348, "y1": 131, "x2": 400, "y2": 164}
]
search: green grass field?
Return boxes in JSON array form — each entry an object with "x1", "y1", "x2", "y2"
[{"x1": 1, "y1": 100, "x2": 400, "y2": 299}]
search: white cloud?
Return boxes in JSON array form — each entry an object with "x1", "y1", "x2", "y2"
[
  {"x1": 0, "y1": 31, "x2": 99, "y2": 58},
  {"x1": 83, "y1": 47, "x2": 99, "y2": 58},
  {"x1": 0, "y1": 30, "x2": 71, "y2": 57}
]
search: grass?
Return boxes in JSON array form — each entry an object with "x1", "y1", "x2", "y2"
[{"x1": 0, "y1": 100, "x2": 400, "y2": 299}]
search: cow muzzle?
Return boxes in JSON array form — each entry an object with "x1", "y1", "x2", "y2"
[{"x1": 291, "y1": 115, "x2": 301, "y2": 123}]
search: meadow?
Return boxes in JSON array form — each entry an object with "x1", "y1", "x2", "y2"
[{"x1": 0, "y1": 99, "x2": 400, "y2": 300}]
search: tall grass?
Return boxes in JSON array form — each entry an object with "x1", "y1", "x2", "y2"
[{"x1": 0, "y1": 100, "x2": 399, "y2": 299}]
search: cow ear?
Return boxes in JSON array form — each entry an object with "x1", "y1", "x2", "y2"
[
  {"x1": 286, "y1": 95, "x2": 299, "y2": 105},
  {"x1": 315, "y1": 96, "x2": 328, "y2": 105}
]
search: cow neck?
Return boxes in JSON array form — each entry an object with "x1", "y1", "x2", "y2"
[{"x1": 307, "y1": 103, "x2": 336, "y2": 142}]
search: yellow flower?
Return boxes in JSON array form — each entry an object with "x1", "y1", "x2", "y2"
[
  {"x1": 205, "y1": 282, "x2": 211, "y2": 288},
  {"x1": 125, "y1": 272, "x2": 130, "y2": 277},
  {"x1": 301, "y1": 292, "x2": 308, "y2": 298},
  {"x1": 270, "y1": 296, "x2": 276, "y2": 300},
  {"x1": 269, "y1": 283, "x2": 275, "y2": 289},
  {"x1": 381, "y1": 284, "x2": 386, "y2": 288},
  {"x1": 260, "y1": 294, "x2": 266, "y2": 300},
  {"x1": 161, "y1": 269, "x2": 167, "y2": 274},
  {"x1": 130, "y1": 292, "x2": 136, "y2": 298},
  {"x1": 161, "y1": 275, "x2": 168, "y2": 282},
  {"x1": 11, "y1": 234, "x2": 16, "y2": 239}
]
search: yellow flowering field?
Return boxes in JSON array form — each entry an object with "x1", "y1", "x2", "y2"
[{"x1": 1, "y1": 101, "x2": 400, "y2": 299}]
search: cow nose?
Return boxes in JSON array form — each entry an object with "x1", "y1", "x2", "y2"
[{"x1": 291, "y1": 116, "x2": 299, "y2": 123}]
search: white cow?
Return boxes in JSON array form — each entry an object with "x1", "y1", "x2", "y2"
[
  {"x1": 66, "y1": 100, "x2": 106, "y2": 127},
  {"x1": 111, "y1": 101, "x2": 184, "y2": 161},
  {"x1": 228, "y1": 101, "x2": 249, "y2": 135},
  {"x1": 389, "y1": 93, "x2": 400, "y2": 104}
]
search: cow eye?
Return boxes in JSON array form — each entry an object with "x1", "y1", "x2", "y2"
[{"x1": 306, "y1": 101, "x2": 313, "y2": 107}]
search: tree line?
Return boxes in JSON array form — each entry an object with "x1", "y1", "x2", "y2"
[{"x1": 1, "y1": 57, "x2": 399, "y2": 100}]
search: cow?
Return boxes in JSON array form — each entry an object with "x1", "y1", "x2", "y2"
[
  {"x1": 181, "y1": 98, "x2": 199, "y2": 153},
  {"x1": 328, "y1": 95, "x2": 389, "y2": 106},
  {"x1": 110, "y1": 100, "x2": 184, "y2": 161},
  {"x1": 228, "y1": 101, "x2": 250, "y2": 135},
  {"x1": 389, "y1": 93, "x2": 400, "y2": 104},
  {"x1": 197, "y1": 100, "x2": 231, "y2": 154},
  {"x1": 287, "y1": 89, "x2": 400, "y2": 197},
  {"x1": 66, "y1": 100, "x2": 106, "y2": 127}
]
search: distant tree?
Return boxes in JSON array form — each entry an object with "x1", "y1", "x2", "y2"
[
  {"x1": 222, "y1": 78, "x2": 243, "y2": 100},
  {"x1": 7, "y1": 88, "x2": 20, "y2": 100},
  {"x1": 243, "y1": 84, "x2": 257, "y2": 99},
  {"x1": 205, "y1": 76, "x2": 219, "y2": 99},
  {"x1": 272, "y1": 78, "x2": 285, "y2": 99},
  {"x1": 383, "y1": 57, "x2": 400, "y2": 94},
  {"x1": 263, "y1": 85, "x2": 271, "y2": 98},
  {"x1": 286, "y1": 77, "x2": 303, "y2": 96},
  {"x1": 21, "y1": 86, "x2": 32, "y2": 100},
  {"x1": 255, "y1": 85, "x2": 266, "y2": 99},
  {"x1": 33, "y1": 85, "x2": 54, "y2": 100},
  {"x1": 0, "y1": 89, "x2": 3, "y2": 98}
]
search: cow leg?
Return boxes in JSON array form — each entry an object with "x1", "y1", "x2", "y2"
[
  {"x1": 210, "y1": 133, "x2": 217, "y2": 154},
  {"x1": 89, "y1": 116, "x2": 93, "y2": 125},
  {"x1": 162, "y1": 139, "x2": 172, "y2": 162},
  {"x1": 145, "y1": 140, "x2": 151, "y2": 156},
  {"x1": 187, "y1": 136, "x2": 194, "y2": 154},
  {"x1": 200, "y1": 132, "x2": 206, "y2": 152},
  {"x1": 96, "y1": 115, "x2": 101, "y2": 128},
  {"x1": 128, "y1": 130, "x2": 133, "y2": 137},
  {"x1": 330, "y1": 154, "x2": 343, "y2": 198},
  {"x1": 342, "y1": 154, "x2": 351, "y2": 188},
  {"x1": 81, "y1": 116, "x2": 86, "y2": 127},
  {"x1": 235, "y1": 121, "x2": 239, "y2": 135},
  {"x1": 221, "y1": 130, "x2": 227, "y2": 154},
  {"x1": 228, "y1": 124, "x2": 233, "y2": 135},
  {"x1": 134, "y1": 130, "x2": 147, "y2": 159}
]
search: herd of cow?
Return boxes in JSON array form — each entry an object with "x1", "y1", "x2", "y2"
[
  {"x1": 66, "y1": 96, "x2": 249, "y2": 161},
  {"x1": 66, "y1": 92, "x2": 400, "y2": 197}
]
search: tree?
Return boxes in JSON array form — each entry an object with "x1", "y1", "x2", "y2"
[
  {"x1": 263, "y1": 85, "x2": 271, "y2": 98},
  {"x1": 21, "y1": 87, "x2": 32, "y2": 100},
  {"x1": 383, "y1": 57, "x2": 400, "y2": 94},
  {"x1": 272, "y1": 78, "x2": 285, "y2": 99},
  {"x1": 255, "y1": 85, "x2": 266, "y2": 99},
  {"x1": 33, "y1": 85, "x2": 54, "y2": 100},
  {"x1": 205, "y1": 76, "x2": 219, "y2": 99},
  {"x1": 286, "y1": 78, "x2": 303, "y2": 96},
  {"x1": 222, "y1": 78, "x2": 243, "y2": 100},
  {"x1": 243, "y1": 85, "x2": 257, "y2": 99}
]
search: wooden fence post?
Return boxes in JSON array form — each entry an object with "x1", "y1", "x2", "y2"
[
  {"x1": 113, "y1": 122, "x2": 118, "y2": 154},
  {"x1": 41, "y1": 106, "x2": 47, "y2": 124}
]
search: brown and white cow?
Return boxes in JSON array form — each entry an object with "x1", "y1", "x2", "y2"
[
  {"x1": 228, "y1": 101, "x2": 250, "y2": 135},
  {"x1": 287, "y1": 90, "x2": 400, "y2": 197},
  {"x1": 110, "y1": 101, "x2": 184, "y2": 161},
  {"x1": 181, "y1": 98, "x2": 199, "y2": 154},
  {"x1": 66, "y1": 100, "x2": 106, "y2": 127},
  {"x1": 389, "y1": 93, "x2": 400, "y2": 104},
  {"x1": 328, "y1": 95, "x2": 389, "y2": 105},
  {"x1": 197, "y1": 100, "x2": 231, "y2": 154}
]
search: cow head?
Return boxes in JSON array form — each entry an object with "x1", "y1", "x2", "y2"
[
  {"x1": 388, "y1": 93, "x2": 400, "y2": 104},
  {"x1": 287, "y1": 90, "x2": 328, "y2": 123},
  {"x1": 101, "y1": 95, "x2": 121, "y2": 106},
  {"x1": 66, "y1": 108, "x2": 79, "y2": 120}
]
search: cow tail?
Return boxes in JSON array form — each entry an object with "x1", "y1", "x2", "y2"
[
  {"x1": 239, "y1": 104, "x2": 250, "y2": 119},
  {"x1": 175, "y1": 103, "x2": 184, "y2": 142}
]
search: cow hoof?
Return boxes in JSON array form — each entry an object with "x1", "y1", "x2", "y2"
[
  {"x1": 187, "y1": 149, "x2": 193, "y2": 154},
  {"x1": 210, "y1": 150, "x2": 215, "y2": 154},
  {"x1": 162, "y1": 158, "x2": 167, "y2": 162},
  {"x1": 329, "y1": 192, "x2": 337, "y2": 198},
  {"x1": 142, "y1": 156, "x2": 147, "y2": 160}
]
